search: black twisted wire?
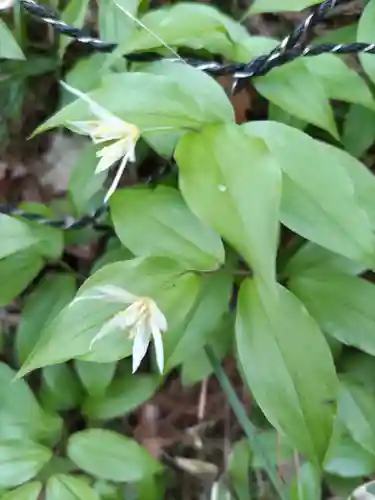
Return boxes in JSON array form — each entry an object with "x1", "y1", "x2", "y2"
[{"x1": 7, "y1": 0, "x2": 374, "y2": 230}]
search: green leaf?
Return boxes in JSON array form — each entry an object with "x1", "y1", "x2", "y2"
[
  {"x1": 0, "y1": 362, "x2": 62, "y2": 444},
  {"x1": 358, "y1": 0, "x2": 375, "y2": 84},
  {"x1": 46, "y1": 474, "x2": 98, "y2": 500},
  {"x1": 181, "y1": 314, "x2": 233, "y2": 386},
  {"x1": 0, "y1": 250, "x2": 43, "y2": 307},
  {"x1": 0, "y1": 215, "x2": 36, "y2": 259},
  {"x1": 343, "y1": 105, "x2": 375, "y2": 158},
  {"x1": 74, "y1": 360, "x2": 117, "y2": 398},
  {"x1": 67, "y1": 429, "x2": 162, "y2": 482},
  {"x1": 249, "y1": 0, "x2": 320, "y2": 14},
  {"x1": 36, "y1": 68, "x2": 234, "y2": 135},
  {"x1": 99, "y1": 0, "x2": 140, "y2": 45},
  {"x1": 0, "y1": 440, "x2": 51, "y2": 488},
  {"x1": 165, "y1": 269, "x2": 232, "y2": 369},
  {"x1": 83, "y1": 373, "x2": 159, "y2": 420},
  {"x1": 303, "y1": 54, "x2": 375, "y2": 110},
  {"x1": 322, "y1": 141, "x2": 375, "y2": 229},
  {"x1": 111, "y1": 185, "x2": 224, "y2": 271},
  {"x1": 243, "y1": 121, "x2": 375, "y2": 264},
  {"x1": 0, "y1": 19, "x2": 25, "y2": 60},
  {"x1": 60, "y1": 0, "x2": 90, "y2": 56},
  {"x1": 340, "y1": 351, "x2": 375, "y2": 394},
  {"x1": 284, "y1": 242, "x2": 366, "y2": 278},
  {"x1": 338, "y1": 379, "x2": 375, "y2": 455},
  {"x1": 290, "y1": 463, "x2": 321, "y2": 500},
  {"x1": 118, "y1": 3, "x2": 246, "y2": 58},
  {"x1": 18, "y1": 257, "x2": 199, "y2": 375},
  {"x1": 251, "y1": 60, "x2": 338, "y2": 137},
  {"x1": 175, "y1": 123, "x2": 281, "y2": 301},
  {"x1": 41, "y1": 363, "x2": 83, "y2": 411},
  {"x1": 17, "y1": 204, "x2": 64, "y2": 260},
  {"x1": 15, "y1": 273, "x2": 76, "y2": 366},
  {"x1": 290, "y1": 270, "x2": 375, "y2": 356},
  {"x1": 0, "y1": 482, "x2": 42, "y2": 500},
  {"x1": 236, "y1": 280, "x2": 337, "y2": 466},
  {"x1": 68, "y1": 143, "x2": 107, "y2": 216},
  {"x1": 324, "y1": 427, "x2": 375, "y2": 478}
]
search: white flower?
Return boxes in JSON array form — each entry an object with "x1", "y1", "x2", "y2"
[
  {"x1": 60, "y1": 81, "x2": 140, "y2": 202},
  {"x1": 0, "y1": 0, "x2": 16, "y2": 10},
  {"x1": 71, "y1": 285, "x2": 168, "y2": 374}
]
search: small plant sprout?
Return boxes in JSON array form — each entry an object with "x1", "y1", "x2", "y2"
[
  {"x1": 71, "y1": 285, "x2": 168, "y2": 373},
  {"x1": 60, "y1": 81, "x2": 141, "y2": 202}
]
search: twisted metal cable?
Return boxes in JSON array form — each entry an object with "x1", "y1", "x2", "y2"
[{"x1": 8, "y1": 0, "x2": 374, "y2": 229}]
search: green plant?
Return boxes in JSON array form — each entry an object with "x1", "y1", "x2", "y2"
[{"x1": 1, "y1": 0, "x2": 375, "y2": 498}]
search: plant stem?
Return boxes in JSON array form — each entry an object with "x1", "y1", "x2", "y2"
[{"x1": 205, "y1": 346, "x2": 289, "y2": 500}]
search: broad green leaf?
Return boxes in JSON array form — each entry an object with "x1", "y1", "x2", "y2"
[
  {"x1": 74, "y1": 360, "x2": 117, "y2": 398},
  {"x1": 249, "y1": 0, "x2": 320, "y2": 14},
  {"x1": 0, "y1": 440, "x2": 51, "y2": 488},
  {"x1": 285, "y1": 242, "x2": 366, "y2": 278},
  {"x1": 165, "y1": 270, "x2": 232, "y2": 369},
  {"x1": 0, "y1": 363, "x2": 62, "y2": 444},
  {"x1": 99, "y1": 0, "x2": 139, "y2": 45},
  {"x1": 233, "y1": 40, "x2": 337, "y2": 137},
  {"x1": 68, "y1": 143, "x2": 107, "y2": 215},
  {"x1": 46, "y1": 474, "x2": 98, "y2": 500},
  {"x1": 0, "y1": 215, "x2": 36, "y2": 259},
  {"x1": 140, "y1": 59, "x2": 234, "y2": 156},
  {"x1": 358, "y1": 0, "x2": 375, "y2": 84},
  {"x1": 343, "y1": 105, "x2": 375, "y2": 158},
  {"x1": 175, "y1": 123, "x2": 281, "y2": 301},
  {"x1": 304, "y1": 54, "x2": 375, "y2": 110},
  {"x1": 324, "y1": 429, "x2": 375, "y2": 478},
  {"x1": 0, "y1": 250, "x2": 43, "y2": 307},
  {"x1": 338, "y1": 379, "x2": 375, "y2": 455},
  {"x1": 119, "y1": 3, "x2": 247, "y2": 58},
  {"x1": 0, "y1": 482, "x2": 42, "y2": 500},
  {"x1": 314, "y1": 23, "x2": 357, "y2": 45},
  {"x1": 236, "y1": 280, "x2": 337, "y2": 465},
  {"x1": 290, "y1": 271, "x2": 375, "y2": 356},
  {"x1": 0, "y1": 19, "x2": 25, "y2": 60},
  {"x1": 15, "y1": 273, "x2": 76, "y2": 365},
  {"x1": 17, "y1": 203, "x2": 64, "y2": 260},
  {"x1": 60, "y1": 0, "x2": 90, "y2": 56},
  {"x1": 68, "y1": 429, "x2": 161, "y2": 481},
  {"x1": 254, "y1": 61, "x2": 338, "y2": 138},
  {"x1": 111, "y1": 186, "x2": 224, "y2": 271},
  {"x1": 340, "y1": 351, "x2": 375, "y2": 394},
  {"x1": 36, "y1": 69, "x2": 234, "y2": 135},
  {"x1": 181, "y1": 314, "x2": 233, "y2": 386},
  {"x1": 41, "y1": 363, "x2": 83, "y2": 411},
  {"x1": 243, "y1": 121, "x2": 375, "y2": 264},
  {"x1": 251, "y1": 430, "x2": 293, "y2": 469},
  {"x1": 83, "y1": 373, "x2": 159, "y2": 420},
  {"x1": 290, "y1": 463, "x2": 321, "y2": 500},
  {"x1": 317, "y1": 140, "x2": 375, "y2": 229},
  {"x1": 18, "y1": 257, "x2": 199, "y2": 375}
]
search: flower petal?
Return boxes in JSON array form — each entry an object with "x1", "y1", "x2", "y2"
[
  {"x1": 151, "y1": 324, "x2": 164, "y2": 374},
  {"x1": 104, "y1": 150, "x2": 133, "y2": 202},
  {"x1": 93, "y1": 285, "x2": 137, "y2": 304},
  {"x1": 149, "y1": 301, "x2": 168, "y2": 332},
  {"x1": 95, "y1": 139, "x2": 130, "y2": 173},
  {"x1": 132, "y1": 321, "x2": 151, "y2": 373},
  {"x1": 89, "y1": 312, "x2": 126, "y2": 349}
]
